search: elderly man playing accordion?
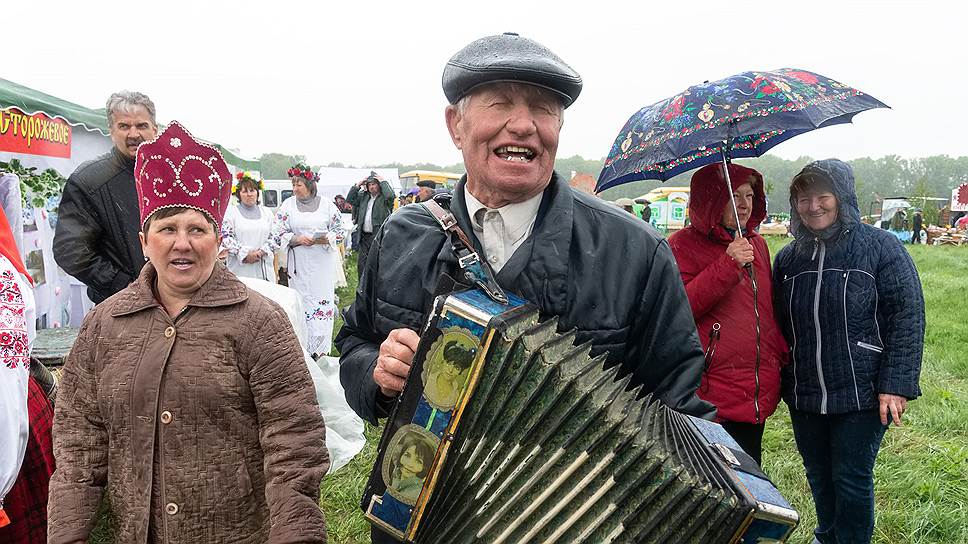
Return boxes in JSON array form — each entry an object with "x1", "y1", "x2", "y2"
[{"x1": 336, "y1": 33, "x2": 715, "y2": 542}]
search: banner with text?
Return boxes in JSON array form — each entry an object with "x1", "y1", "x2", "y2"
[{"x1": 0, "y1": 107, "x2": 72, "y2": 159}]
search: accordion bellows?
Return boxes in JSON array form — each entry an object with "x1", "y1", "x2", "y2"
[{"x1": 364, "y1": 289, "x2": 798, "y2": 543}]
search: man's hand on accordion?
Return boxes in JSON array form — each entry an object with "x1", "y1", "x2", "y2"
[{"x1": 375, "y1": 328, "x2": 420, "y2": 397}]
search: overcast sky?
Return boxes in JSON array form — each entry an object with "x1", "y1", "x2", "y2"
[{"x1": 7, "y1": 0, "x2": 965, "y2": 169}]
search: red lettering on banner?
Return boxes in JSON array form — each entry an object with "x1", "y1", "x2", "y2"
[{"x1": 0, "y1": 107, "x2": 72, "y2": 158}]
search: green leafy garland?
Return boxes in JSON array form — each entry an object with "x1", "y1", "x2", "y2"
[{"x1": 0, "y1": 158, "x2": 66, "y2": 208}]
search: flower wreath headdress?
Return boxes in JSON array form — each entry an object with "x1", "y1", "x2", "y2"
[
  {"x1": 232, "y1": 171, "x2": 266, "y2": 193},
  {"x1": 287, "y1": 163, "x2": 320, "y2": 182}
]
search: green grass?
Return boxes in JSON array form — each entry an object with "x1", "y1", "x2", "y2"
[
  {"x1": 320, "y1": 253, "x2": 379, "y2": 543},
  {"x1": 319, "y1": 423, "x2": 382, "y2": 543},
  {"x1": 91, "y1": 241, "x2": 968, "y2": 543}
]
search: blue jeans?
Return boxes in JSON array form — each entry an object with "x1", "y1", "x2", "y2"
[{"x1": 789, "y1": 408, "x2": 888, "y2": 544}]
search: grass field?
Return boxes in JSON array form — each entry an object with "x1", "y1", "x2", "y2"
[{"x1": 92, "y1": 241, "x2": 968, "y2": 543}]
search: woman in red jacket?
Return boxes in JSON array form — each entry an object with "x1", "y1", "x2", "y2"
[{"x1": 668, "y1": 163, "x2": 788, "y2": 464}]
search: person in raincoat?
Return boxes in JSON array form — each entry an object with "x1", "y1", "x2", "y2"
[
  {"x1": 347, "y1": 172, "x2": 395, "y2": 279},
  {"x1": 773, "y1": 159, "x2": 924, "y2": 544},
  {"x1": 668, "y1": 163, "x2": 788, "y2": 464}
]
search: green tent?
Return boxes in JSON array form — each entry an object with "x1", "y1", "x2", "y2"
[{"x1": 0, "y1": 77, "x2": 259, "y2": 170}]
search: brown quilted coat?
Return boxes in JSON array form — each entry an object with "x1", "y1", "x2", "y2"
[{"x1": 48, "y1": 262, "x2": 329, "y2": 543}]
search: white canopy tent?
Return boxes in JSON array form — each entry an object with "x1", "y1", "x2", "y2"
[
  {"x1": 263, "y1": 167, "x2": 402, "y2": 209},
  {"x1": 316, "y1": 166, "x2": 402, "y2": 203}
]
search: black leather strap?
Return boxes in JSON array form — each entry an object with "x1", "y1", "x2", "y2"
[{"x1": 422, "y1": 200, "x2": 507, "y2": 304}]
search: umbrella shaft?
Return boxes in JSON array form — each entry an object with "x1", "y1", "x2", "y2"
[{"x1": 721, "y1": 146, "x2": 743, "y2": 238}]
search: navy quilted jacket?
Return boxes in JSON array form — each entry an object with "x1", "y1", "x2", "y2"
[{"x1": 773, "y1": 159, "x2": 924, "y2": 414}]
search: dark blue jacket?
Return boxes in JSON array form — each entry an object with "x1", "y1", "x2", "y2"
[{"x1": 773, "y1": 159, "x2": 924, "y2": 414}]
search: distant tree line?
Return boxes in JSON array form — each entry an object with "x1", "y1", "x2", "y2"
[
  {"x1": 258, "y1": 151, "x2": 968, "y2": 221},
  {"x1": 258, "y1": 153, "x2": 307, "y2": 178},
  {"x1": 258, "y1": 154, "x2": 468, "y2": 179},
  {"x1": 257, "y1": 153, "x2": 597, "y2": 183},
  {"x1": 596, "y1": 154, "x2": 968, "y2": 221}
]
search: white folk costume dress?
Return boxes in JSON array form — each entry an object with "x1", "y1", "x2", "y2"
[
  {"x1": 272, "y1": 195, "x2": 345, "y2": 356},
  {"x1": 221, "y1": 203, "x2": 276, "y2": 281},
  {"x1": 334, "y1": 246, "x2": 348, "y2": 289},
  {"x1": 0, "y1": 255, "x2": 35, "y2": 529}
]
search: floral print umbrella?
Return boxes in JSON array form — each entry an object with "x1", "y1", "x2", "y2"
[{"x1": 596, "y1": 69, "x2": 888, "y2": 192}]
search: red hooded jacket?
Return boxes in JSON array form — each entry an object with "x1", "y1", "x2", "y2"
[{"x1": 668, "y1": 163, "x2": 788, "y2": 424}]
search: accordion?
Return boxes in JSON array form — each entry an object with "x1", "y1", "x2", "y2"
[{"x1": 363, "y1": 289, "x2": 799, "y2": 543}]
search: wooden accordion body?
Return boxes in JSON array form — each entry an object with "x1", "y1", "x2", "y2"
[{"x1": 364, "y1": 289, "x2": 799, "y2": 543}]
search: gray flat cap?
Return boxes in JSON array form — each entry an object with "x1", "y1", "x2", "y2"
[{"x1": 442, "y1": 32, "x2": 582, "y2": 108}]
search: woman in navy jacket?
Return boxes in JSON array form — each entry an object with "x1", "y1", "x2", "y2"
[{"x1": 773, "y1": 159, "x2": 924, "y2": 544}]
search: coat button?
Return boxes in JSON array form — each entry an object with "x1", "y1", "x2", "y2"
[
  {"x1": 164, "y1": 326, "x2": 175, "y2": 338},
  {"x1": 160, "y1": 410, "x2": 173, "y2": 424},
  {"x1": 165, "y1": 502, "x2": 178, "y2": 515}
]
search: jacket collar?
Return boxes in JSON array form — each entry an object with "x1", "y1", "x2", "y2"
[
  {"x1": 111, "y1": 260, "x2": 248, "y2": 317},
  {"x1": 110, "y1": 146, "x2": 136, "y2": 171},
  {"x1": 451, "y1": 172, "x2": 573, "y2": 313},
  {"x1": 450, "y1": 178, "x2": 484, "y2": 255}
]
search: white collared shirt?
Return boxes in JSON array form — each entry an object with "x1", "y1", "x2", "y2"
[
  {"x1": 463, "y1": 187, "x2": 542, "y2": 273},
  {"x1": 363, "y1": 198, "x2": 376, "y2": 233}
]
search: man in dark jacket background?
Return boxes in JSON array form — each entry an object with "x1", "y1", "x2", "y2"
[
  {"x1": 347, "y1": 172, "x2": 395, "y2": 279},
  {"x1": 911, "y1": 208, "x2": 923, "y2": 243},
  {"x1": 53, "y1": 91, "x2": 158, "y2": 303}
]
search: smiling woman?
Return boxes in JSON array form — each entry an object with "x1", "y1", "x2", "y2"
[
  {"x1": 47, "y1": 122, "x2": 330, "y2": 544},
  {"x1": 774, "y1": 159, "x2": 925, "y2": 544}
]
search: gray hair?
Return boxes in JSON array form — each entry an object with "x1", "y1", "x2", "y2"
[{"x1": 106, "y1": 91, "x2": 157, "y2": 127}]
